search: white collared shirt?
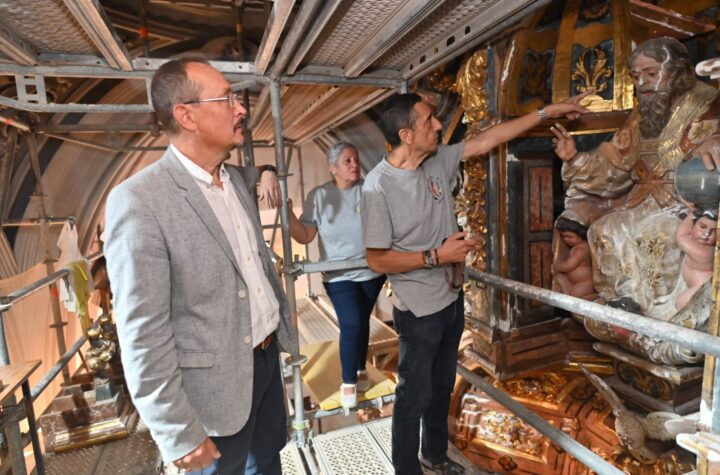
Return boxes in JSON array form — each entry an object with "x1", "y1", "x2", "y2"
[{"x1": 171, "y1": 144, "x2": 279, "y2": 347}]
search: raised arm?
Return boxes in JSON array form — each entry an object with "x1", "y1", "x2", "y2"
[
  {"x1": 463, "y1": 92, "x2": 590, "y2": 159},
  {"x1": 287, "y1": 198, "x2": 318, "y2": 244}
]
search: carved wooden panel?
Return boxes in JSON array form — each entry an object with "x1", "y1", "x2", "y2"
[
  {"x1": 510, "y1": 155, "x2": 559, "y2": 324},
  {"x1": 528, "y1": 168, "x2": 554, "y2": 232},
  {"x1": 529, "y1": 242, "x2": 553, "y2": 308}
]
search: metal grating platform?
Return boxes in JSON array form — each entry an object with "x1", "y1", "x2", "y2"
[
  {"x1": 0, "y1": 0, "x2": 97, "y2": 54},
  {"x1": 280, "y1": 443, "x2": 308, "y2": 475},
  {"x1": 312, "y1": 422, "x2": 394, "y2": 475},
  {"x1": 313, "y1": 417, "x2": 494, "y2": 475},
  {"x1": 363, "y1": 417, "x2": 393, "y2": 462},
  {"x1": 44, "y1": 414, "x2": 160, "y2": 475}
]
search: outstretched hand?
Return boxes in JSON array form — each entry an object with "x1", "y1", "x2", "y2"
[
  {"x1": 437, "y1": 231, "x2": 477, "y2": 265},
  {"x1": 550, "y1": 122, "x2": 577, "y2": 161},
  {"x1": 545, "y1": 90, "x2": 592, "y2": 120}
]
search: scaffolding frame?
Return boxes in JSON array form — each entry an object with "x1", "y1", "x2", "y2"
[{"x1": 0, "y1": 0, "x2": 718, "y2": 473}]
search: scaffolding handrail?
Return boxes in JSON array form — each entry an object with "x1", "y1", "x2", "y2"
[
  {"x1": 290, "y1": 257, "x2": 720, "y2": 357},
  {"x1": 456, "y1": 364, "x2": 624, "y2": 475},
  {"x1": 291, "y1": 257, "x2": 367, "y2": 275},
  {"x1": 466, "y1": 269, "x2": 720, "y2": 359},
  {"x1": 0, "y1": 251, "x2": 103, "y2": 311}
]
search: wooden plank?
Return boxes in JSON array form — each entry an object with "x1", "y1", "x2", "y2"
[{"x1": 0, "y1": 360, "x2": 41, "y2": 405}]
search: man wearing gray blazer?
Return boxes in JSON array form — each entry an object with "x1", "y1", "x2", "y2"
[{"x1": 105, "y1": 57, "x2": 298, "y2": 474}]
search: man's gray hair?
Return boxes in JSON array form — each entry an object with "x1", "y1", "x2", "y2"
[
  {"x1": 150, "y1": 57, "x2": 210, "y2": 135},
  {"x1": 327, "y1": 142, "x2": 358, "y2": 166}
]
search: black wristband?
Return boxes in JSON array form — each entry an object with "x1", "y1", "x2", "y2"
[{"x1": 258, "y1": 164, "x2": 277, "y2": 174}]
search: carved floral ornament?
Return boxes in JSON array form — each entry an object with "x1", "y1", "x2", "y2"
[{"x1": 572, "y1": 46, "x2": 613, "y2": 95}]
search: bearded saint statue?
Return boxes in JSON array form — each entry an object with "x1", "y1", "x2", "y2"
[{"x1": 551, "y1": 37, "x2": 720, "y2": 365}]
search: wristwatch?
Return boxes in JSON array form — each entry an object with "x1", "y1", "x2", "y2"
[
  {"x1": 537, "y1": 107, "x2": 548, "y2": 123},
  {"x1": 423, "y1": 250, "x2": 434, "y2": 269},
  {"x1": 258, "y1": 164, "x2": 277, "y2": 174}
]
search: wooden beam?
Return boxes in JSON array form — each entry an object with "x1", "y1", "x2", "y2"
[
  {"x1": 61, "y1": 0, "x2": 133, "y2": 71},
  {"x1": 0, "y1": 19, "x2": 37, "y2": 65},
  {"x1": 254, "y1": 0, "x2": 295, "y2": 76}
]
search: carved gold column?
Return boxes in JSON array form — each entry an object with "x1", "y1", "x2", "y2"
[{"x1": 455, "y1": 49, "x2": 490, "y2": 320}]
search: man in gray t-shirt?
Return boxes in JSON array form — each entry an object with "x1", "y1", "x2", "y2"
[{"x1": 362, "y1": 93, "x2": 587, "y2": 475}]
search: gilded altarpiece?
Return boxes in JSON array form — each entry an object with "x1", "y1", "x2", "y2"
[
  {"x1": 450, "y1": 363, "x2": 695, "y2": 475},
  {"x1": 460, "y1": 0, "x2": 638, "y2": 379},
  {"x1": 446, "y1": 0, "x2": 718, "y2": 473}
]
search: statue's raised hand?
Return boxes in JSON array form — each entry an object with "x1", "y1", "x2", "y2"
[{"x1": 550, "y1": 122, "x2": 577, "y2": 161}]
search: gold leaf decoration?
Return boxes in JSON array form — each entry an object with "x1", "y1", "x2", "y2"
[{"x1": 572, "y1": 47, "x2": 613, "y2": 95}]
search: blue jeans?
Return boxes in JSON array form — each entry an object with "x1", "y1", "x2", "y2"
[
  {"x1": 188, "y1": 339, "x2": 285, "y2": 475},
  {"x1": 323, "y1": 276, "x2": 386, "y2": 383},
  {"x1": 392, "y1": 294, "x2": 464, "y2": 475}
]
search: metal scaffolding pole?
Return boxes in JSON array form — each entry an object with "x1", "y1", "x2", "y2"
[
  {"x1": 296, "y1": 146, "x2": 311, "y2": 295},
  {"x1": 0, "y1": 308, "x2": 27, "y2": 474},
  {"x1": 0, "y1": 128, "x2": 18, "y2": 225},
  {"x1": 139, "y1": 0, "x2": 151, "y2": 57},
  {"x1": 270, "y1": 145, "x2": 293, "y2": 249},
  {"x1": 27, "y1": 134, "x2": 72, "y2": 385},
  {"x1": 467, "y1": 269, "x2": 720, "y2": 358},
  {"x1": 1, "y1": 216, "x2": 74, "y2": 228},
  {"x1": 43, "y1": 131, "x2": 166, "y2": 153},
  {"x1": 269, "y1": 77, "x2": 308, "y2": 446}
]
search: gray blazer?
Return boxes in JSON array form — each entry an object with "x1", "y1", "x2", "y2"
[{"x1": 104, "y1": 149, "x2": 298, "y2": 462}]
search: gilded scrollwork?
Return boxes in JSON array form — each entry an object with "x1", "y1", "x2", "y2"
[
  {"x1": 571, "y1": 46, "x2": 612, "y2": 95},
  {"x1": 575, "y1": 448, "x2": 694, "y2": 475},
  {"x1": 426, "y1": 66, "x2": 456, "y2": 94},
  {"x1": 454, "y1": 50, "x2": 491, "y2": 321},
  {"x1": 495, "y1": 372, "x2": 568, "y2": 403},
  {"x1": 610, "y1": 449, "x2": 695, "y2": 475},
  {"x1": 616, "y1": 363, "x2": 672, "y2": 400}
]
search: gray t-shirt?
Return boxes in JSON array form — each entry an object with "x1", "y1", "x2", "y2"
[
  {"x1": 300, "y1": 180, "x2": 381, "y2": 283},
  {"x1": 362, "y1": 142, "x2": 465, "y2": 317}
]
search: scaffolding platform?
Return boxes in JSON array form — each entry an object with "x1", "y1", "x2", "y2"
[
  {"x1": 43, "y1": 409, "x2": 308, "y2": 475},
  {"x1": 300, "y1": 340, "x2": 395, "y2": 411},
  {"x1": 312, "y1": 417, "x2": 493, "y2": 475},
  {"x1": 311, "y1": 296, "x2": 398, "y2": 370},
  {"x1": 297, "y1": 296, "x2": 339, "y2": 347}
]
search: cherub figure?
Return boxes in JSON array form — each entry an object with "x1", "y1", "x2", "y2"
[
  {"x1": 552, "y1": 217, "x2": 597, "y2": 301},
  {"x1": 675, "y1": 208, "x2": 717, "y2": 310}
]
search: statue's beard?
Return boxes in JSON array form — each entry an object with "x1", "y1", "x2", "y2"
[{"x1": 637, "y1": 88, "x2": 673, "y2": 139}]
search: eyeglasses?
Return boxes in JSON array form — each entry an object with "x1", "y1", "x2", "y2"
[{"x1": 182, "y1": 93, "x2": 240, "y2": 108}]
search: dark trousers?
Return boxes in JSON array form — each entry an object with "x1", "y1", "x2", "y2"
[
  {"x1": 323, "y1": 275, "x2": 386, "y2": 383},
  {"x1": 391, "y1": 294, "x2": 465, "y2": 475},
  {"x1": 188, "y1": 339, "x2": 285, "y2": 475}
]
